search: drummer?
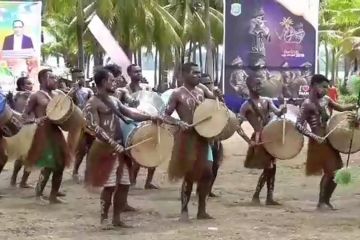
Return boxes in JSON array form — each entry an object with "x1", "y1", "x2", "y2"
[
  {"x1": 164, "y1": 62, "x2": 222, "y2": 221},
  {"x1": 295, "y1": 74, "x2": 357, "y2": 210},
  {"x1": 9, "y1": 76, "x2": 34, "y2": 188},
  {"x1": 22, "y1": 68, "x2": 71, "y2": 204},
  {"x1": 236, "y1": 74, "x2": 286, "y2": 206},
  {"x1": 83, "y1": 67, "x2": 163, "y2": 228},
  {"x1": 199, "y1": 73, "x2": 223, "y2": 197},
  {"x1": 126, "y1": 64, "x2": 158, "y2": 189}
]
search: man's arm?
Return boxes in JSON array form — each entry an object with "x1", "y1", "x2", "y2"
[
  {"x1": 295, "y1": 102, "x2": 322, "y2": 141},
  {"x1": 236, "y1": 103, "x2": 252, "y2": 144},
  {"x1": 22, "y1": 93, "x2": 37, "y2": 122},
  {"x1": 268, "y1": 98, "x2": 285, "y2": 117},
  {"x1": 117, "y1": 99, "x2": 153, "y2": 122},
  {"x1": 327, "y1": 96, "x2": 356, "y2": 112},
  {"x1": 83, "y1": 101, "x2": 122, "y2": 150}
]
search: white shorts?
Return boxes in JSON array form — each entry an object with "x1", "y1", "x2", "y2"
[{"x1": 104, "y1": 160, "x2": 130, "y2": 187}]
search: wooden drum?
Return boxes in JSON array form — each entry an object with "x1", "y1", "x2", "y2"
[
  {"x1": 46, "y1": 94, "x2": 85, "y2": 131},
  {"x1": 193, "y1": 99, "x2": 229, "y2": 139},
  {"x1": 120, "y1": 120, "x2": 174, "y2": 168},
  {"x1": 327, "y1": 112, "x2": 360, "y2": 154},
  {"x1": 261, "y1": 104, "x2": 304, "y2": 160},
  {"x1": 214, "y1": 109, "x2": 239, "y2": 141},
  {"x1": 0, "y1": 105, "x2": 23, "y2": 137}
]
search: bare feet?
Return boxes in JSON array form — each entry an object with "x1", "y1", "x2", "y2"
[
  {"x1": 20, "y1": 183, "x2": 34, "y2": 189},
  {"x1": 179, "y1": 212, "x2": 190, "y2": 222},
  {"x1": 122, "y1": 204, "x2": 136, "y2": 212},
  {"x1": 266, "y1": 199, "x2": 281, "y2": 206},
  {"x1": 57, "y1": 191, "x2": 66, "y2": 197},
  {"x1": 197, "y1": 212, "x2": 214, "y2": 220},
  {"x1": 101, "y1": 219, "x2": 114, "y2": 230},
  {"x1": 317, "y1": 202, "x2": 336, "y2": 211},
  {"x1": 209, "y1": 192, "x2": 218, "y2": 198},
  {"x1": 251, "y1": 196, "x2": 261, "y2": 205},
  {"x1": 144, "y1": 183, "x2": 159, "y2": 190},
  {"x1": 72, "y1": 174, "x2": 81, "y2": 184},
  {"x1": 112, "y1": 220, "x2": 133, "y2": 228},
  {"x1": 49, "y1": 196, "x2": 66, "y2": 204}
]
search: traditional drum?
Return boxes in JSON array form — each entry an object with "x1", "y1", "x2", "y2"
[
  {"x1": 327, "y1": 111, "x2": 360, "y2": 154},
  {"x1": 120, "y1": 120, "x2": 174, "y2": 168},
  {"x1": 4, "y1": 123, "x2": 37, "y2": 161},
  {"x1": 46, "y1": 94, "x2": 85, "y2": 131},
  {"x1": 0, "y1": 104, "x2": 23, "y2": 137},
  {"x1": 261, "y1": 104, "x2": 304, "y2": 160},
  {"x1": 193, "y1": 98, "x2": 229, "y2": 138},
  {"x1": 214, "y1": 109, "x2": 239, "y2": 141},
  {"x1": 132, "y1": 90, "x2": 165, "y2": 116}
]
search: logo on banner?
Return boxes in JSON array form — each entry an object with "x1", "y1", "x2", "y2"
[
  {"x1": 231, "y1": 3, "x2": 242, "y2": 16},
  {"x1": 276, "y1": 17, "x2": 306, "y2": 58},
  {"x1": 299, "y1": 85, "x2": 309, "y2": 97}
]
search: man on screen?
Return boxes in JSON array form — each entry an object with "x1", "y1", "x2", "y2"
[{"x1": 2, "y1": 20, "x2": 34, "y2": 51}]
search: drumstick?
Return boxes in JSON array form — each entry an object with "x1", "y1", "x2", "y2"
[
  {"x1": 282, "y1": 99, "x2": 287, "y2": 145},
  {"x1": 125, "y1": 137, "x2": 154, "y2": 151},
  {"x1": 157, "y1": 123, "x2": 161, "y2": 145},
  {"x1": 324, "y1": 118, "x2": 347, "y2": 139},
  {"x1": 189, "y1": 116, "x2": 212, "y2": 127},
  {"x1": 216, "y1": 97, "x2": 220, "y2": 110}
]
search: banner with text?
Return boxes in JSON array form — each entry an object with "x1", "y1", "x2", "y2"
[{"x1": 224, "y1": 0, "x2": 319, "y2": 112}]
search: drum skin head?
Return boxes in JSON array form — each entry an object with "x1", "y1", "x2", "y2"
[
  {"x1": 128, "y1": 122, "x2": 174, "y2": 168},
  {"x1": 193, "y1": 99, "x2": 229, "y2": 138},
  {"x1": 262, "y1": 117, "x2": 304, "y2": 160},
  {"x1": 327, "y1": 112, "x2": 360, "y2": 154},
  {"x1": 4, "y1": 123, "x2": 37, "y2": 161},
  {"x1": 46, "y1": 94, "x2": 72, "y2": 122}
]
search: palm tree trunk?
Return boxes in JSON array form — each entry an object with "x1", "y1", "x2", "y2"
[
  {"x1": 138, "y1": 49, "x2": 142, "y2": 67},
  {"x1": 187, "y1": 41, "x2": 193, "y2": 62},
  {"x1": 192, "y1": 43, "x2": 197, "y2": 63},
  {"x1": 204, "y1": 0, "x2": 214, "y2": 79},
  {"x1": 215, "y1": 45, "x2": 219, "y2": 84},
  {"x1": 134, "y1": 52, "x2": 138, "y2": 65},
  {"x1": 331, "y1": 47, "x2": 336, "y2": 82},
  {"x1": 324, "y1": 41, "x2": 329, "y2": 79},
  {"x1": 198, "y1": 44, "x2": 203, "y2": 72},
  {"x1": 154, "y1": 49, "x2": 158, "y2": 88},
  {"x1": 76, "y1": 0, "x2": 84, "y2": 70}
]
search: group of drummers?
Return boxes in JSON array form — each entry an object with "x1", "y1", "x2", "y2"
[{"x1": 0, "y1": 62, "x2": 359, "y2": 229}]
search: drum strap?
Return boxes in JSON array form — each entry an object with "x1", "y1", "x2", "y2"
[{"x1": 95, "y1": 94, "x2": 132, "y2": 124}]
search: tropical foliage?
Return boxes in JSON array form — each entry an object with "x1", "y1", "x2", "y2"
[{"x1": 42, "y1": 0, "x2": 224, "y2": 89}]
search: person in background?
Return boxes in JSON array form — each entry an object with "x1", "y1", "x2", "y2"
[
  {"x1": 327, "y1": 83, "x2": 338, "y2": 116},
  {"x1": 71, "y1": 68, "x2": 93, "y2": 110}
]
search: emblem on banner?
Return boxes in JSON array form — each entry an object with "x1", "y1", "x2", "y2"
[{"x1": 230, "y1": 3, "x2": 242, "y2": 16}]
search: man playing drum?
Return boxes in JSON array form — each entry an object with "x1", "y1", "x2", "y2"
[
  {"x1": 83, "y1": 67, "x2": 162, "y2": 228},
  {"x1": 23, "y1": 69, "x2": 71, "y2": 204},
  {"x1": 10, "y1": 76, "x2": 34, "y2": 188},
  {"x1": 164, "y1": 62, "x2": 221, "y2": 221},
  {"x1": 199, "y1": 73, "x2": 224, "y2": 197},
  {"x1": 295, "y1": 74, "x2": 357, "y2": 210},
  {"x1": 237, "y1": 74, "x2": 286, "y2": 206},
  {"x1": 126, "y1": 64, "x2": 158, "y2": 190}
]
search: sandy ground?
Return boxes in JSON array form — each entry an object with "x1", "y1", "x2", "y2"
[{"x1": 1, "y1": 122, "x2": 360, "y2": 240}]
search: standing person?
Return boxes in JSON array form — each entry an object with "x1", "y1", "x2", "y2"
[
  {"x1": 10, "y1": 76, "x2": 33, "y2": 188},
  {"x1": 23, "y1": 69, "x2": 71, "y2": 203},
  {"x1": 104, "y1": 64, "x2": 138, "y2": 107},
  {"x1": 199, "y1": 73, "x2": 224, "y2": 197},
  {"x1": 164, "y1": 63, "x2": 221, "y2": 221},
  {"x1": 70, "y1": 68, "x2": 93, "y2": 182},
  {"x1": 236, "y1": 75, "x2": 286, "y2": 205},
  {"x1": 327, "y1": 83, "x2": 338, "y2": 116},
  {"x1": 84, "y1": 67, "x2": 162, "y2": 228},
  {"x1": 126, "y1": 64, "x2": 158, "y2": 189},
  {"x1": 71, "y1": 68, "x2": 93, "y2": 110},
  {"x1": 296, "y1": 74, "x2": 356, "y2": 210}
]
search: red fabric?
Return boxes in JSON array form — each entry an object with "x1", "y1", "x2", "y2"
[{"x1": 328, "y1": 87, "x2": 338, "y2": 102}]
